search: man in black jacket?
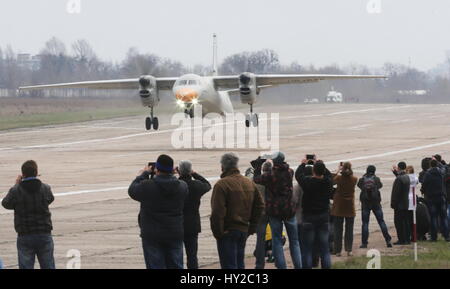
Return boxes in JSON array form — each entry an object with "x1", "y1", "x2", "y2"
[
  {"x1": 390, "y1": 162, "x2": 411, "y2": 245},
  {"x1": 128, "y1": 154, "x2": 188, "y2": 269},
  {"x1": 177, "y1": 160, "x2": 211, "y2": 269},
  {"x1": 295, "y1": 160, "x2": 333, "y2": 269},
  {"x1": 422, "y1": 159, "x2": 450, "y2": 241},
  {"x1": 2, "y1": 160, "x2": 55, "y2": 269},
  {"x1": 358, "y1": 165, "x2": 392, "y2": 248}
]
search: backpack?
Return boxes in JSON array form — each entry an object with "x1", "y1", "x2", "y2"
[
  {"x1": 362, "y1": 175, "x2": 378, "y2": 202},
  {"x1": 265, "y1": 165, "x2": 297, "y2": 220}
]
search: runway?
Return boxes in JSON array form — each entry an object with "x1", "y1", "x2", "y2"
[{"x1": 1, "y1": 103, "x2": 450, "y2": 268}]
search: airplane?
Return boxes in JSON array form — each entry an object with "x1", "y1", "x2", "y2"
[{"x1": 19, "y1": 34, "x2": 386, "y2": 130}]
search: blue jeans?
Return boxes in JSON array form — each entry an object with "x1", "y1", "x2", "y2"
[
  {"x1": 216, "y1": 230, "x2": 248, "y2": 269},
  {"x1": 361, "y1": 205, "x2": 391, "y2": 245},
  {"x1": 447, "y1": 204, "x2": 450, "y2": 229},
  {"x1": 269, "y1": 216, "x2": 302, "y2": 269},
  {"x1": 17, "y1": 234, "x2": 55, "y2": 269},
  {"x1": 184, "y1": 234, "x2": 198, "y2": 269},
  {"x1": 301, "y1": 213, "x2": 331, "y2": 269},
  {"x1": 142, "y1": 238, "x2": 184, "y2": 269},
  {"x1": 428, "y1": 198, "x2": 449, "y2": 240}
]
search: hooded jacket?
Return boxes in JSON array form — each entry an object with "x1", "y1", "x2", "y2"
[
  {"x1": 128, "y1": 172, "x2": 188, "y2": 241},
  {"x1": 422, "y1": 167, "x2": 446, "y2": 201},
  {"x1": 2, "y1": 178, "x2": 54, "y2": 236},
  {"x1": 210, "y1": 168, "x2": 264, "y2": 239},
  {"x1": 253, "y1": 162, "x2": 298, "y2": 220}
]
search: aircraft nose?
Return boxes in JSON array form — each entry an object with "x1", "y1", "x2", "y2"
[{"x1": 175, "y1": 88, "x2": 199, "y2": 102}]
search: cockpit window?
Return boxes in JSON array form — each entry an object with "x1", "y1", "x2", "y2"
[{"x1": 176, "y1": 79, "x2": 199, "y2": 86}]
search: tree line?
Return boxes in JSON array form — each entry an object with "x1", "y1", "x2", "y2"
[{"x1": 0, "y1": 37, "x2": 449, "y2": 103}]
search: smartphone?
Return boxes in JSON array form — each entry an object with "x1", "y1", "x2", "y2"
[{"x1": 306, "y1": 154, "x2": 316, "y2": 160}]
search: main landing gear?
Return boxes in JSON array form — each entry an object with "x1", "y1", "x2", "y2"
[
  {"x1": 245, "y1": 104, "x2": 258, "y2": 128},
  {"x1": 145, "y1": 107, "x2": 159, "y2": 131}
]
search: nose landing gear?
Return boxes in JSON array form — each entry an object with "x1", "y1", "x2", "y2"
[
  {"x1": 245, "y1": 104, "x2": 259, "y2": 127},
  {"x1": 145, "y1": 107, "x2": 159, "y2": 131},
  {"x1": 184, "y1": 108, "x2": 194, "y2": 119}
]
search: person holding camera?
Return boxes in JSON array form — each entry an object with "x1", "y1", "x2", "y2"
[
  {"x1": 331, "y1": 162, "x2": 358, "y2": 257},
  {"x1": 295, "y1": 157, "x2": 333, "y2": 269},
  {"x1": 176, "y1": 160, "x2": 211, "y2": 269},
  {"x1": 253, "y1": 152, "x2": 302, "y2": 269},
  {"x1": 1, "y1": 160, "x2": 55, "y2": 269},
  {"x1": 128, "y1": 154, "x2": 188, "y2": 269},
  {"x1": 210, "y1": 153, "x2": 264, "y2": 269}
]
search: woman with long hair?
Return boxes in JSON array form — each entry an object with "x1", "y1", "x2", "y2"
[{"x1": 331, "y1": 162, "x2": 358, "y2": 257}]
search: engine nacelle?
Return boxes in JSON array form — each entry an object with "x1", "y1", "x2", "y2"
[
  {"x1": 139, "y1": 75, "x2": 159, "y2": 107},
  {"x1": 239, "y1": 72, "x2": 258, "y2": 104}
]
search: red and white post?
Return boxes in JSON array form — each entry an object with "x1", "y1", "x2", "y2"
[{"x1": 412, "y1": 186, "x2": 418, "y2": 261}]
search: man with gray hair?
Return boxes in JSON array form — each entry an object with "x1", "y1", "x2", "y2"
[
  {"x1": 210, "y1": 153, "x2": 265, "y2": 269},
  {"x1": 176, "y1": 160, "x2": 211, "y2": 269}
]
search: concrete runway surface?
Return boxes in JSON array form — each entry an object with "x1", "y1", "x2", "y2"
[{"x1": 1, "y1": 103, "x2": 450, "y2": 269}]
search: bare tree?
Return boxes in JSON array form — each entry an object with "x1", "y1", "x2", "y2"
[
  {"x1": 41, "y1": 37, "x2": 67, "y2": 56},
  {"x1": 72, "y1": 39, "x2": 97, "y2": 62},
  {"x1": 220, "y1": 49, "x2": 280, "y2": 74},
  {"x1": 121, "y1": 48, "x2": 161, "y2": 76}
]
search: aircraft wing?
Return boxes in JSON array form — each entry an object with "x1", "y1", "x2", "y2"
[
  {"x1": 18, "y1": 77, "x2": 178, "y2": 91},
  {"x1": 213, "y1": 74, "x2": 386, "y2": 89}
]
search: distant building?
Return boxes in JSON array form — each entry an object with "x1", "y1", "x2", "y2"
[{"x1": 17, "y1": 53, "x2": 41, "y2": 71}]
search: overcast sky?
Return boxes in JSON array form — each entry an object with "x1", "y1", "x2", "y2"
[{"x1": 1, "y1": 0, "x2": 450, "y2": 71}]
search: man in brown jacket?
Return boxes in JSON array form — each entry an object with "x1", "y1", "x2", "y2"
[{"x1": 210, "y1": 153, "x2": 265, "y2": 269}]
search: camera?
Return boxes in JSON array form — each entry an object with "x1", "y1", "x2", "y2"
[
  {"x1": 306, "y1": 154, "x2": 316, "y2": 160},
  {"x1": 250, "y1": 157, "x2": 266, "y2": 169},
  {"x1": 148, "y1": 162, "x2": 156, "y2": 178}
]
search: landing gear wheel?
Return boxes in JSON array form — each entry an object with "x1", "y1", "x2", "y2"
[
  {"x1": 245, "y1": 114, "x2": 250, "y2": 128},
  {"x1": 145, "y1": 117, "x2": 152, "y2": 131},
  {"x1": 189, "y1": 109, "x2": 194, "y2": 119},
  {"x1": 152, "y1": 117, "x2": 159, "y2": 130},
  {"x1": 252, "y1": 113, "x2": 259, "y2": 127}
]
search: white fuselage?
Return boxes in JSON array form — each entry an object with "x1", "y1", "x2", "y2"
[{"x1": 170, "y1": 74, "x2": 234, "y2": 116}]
